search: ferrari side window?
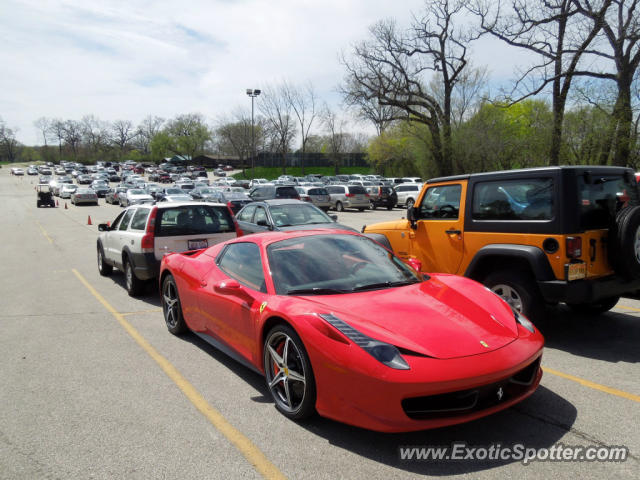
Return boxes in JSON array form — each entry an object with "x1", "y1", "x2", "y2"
[{"x1": 217, "y1": 243, "x2": 266, "y2": 293}]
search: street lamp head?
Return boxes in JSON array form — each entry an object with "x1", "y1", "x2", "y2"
[
  {"x1": 254, "y1": 89, "x2": 261, "y2": 96},
  {"x1": 246, "y1": 88, "x2": 253, "y2": 95}
]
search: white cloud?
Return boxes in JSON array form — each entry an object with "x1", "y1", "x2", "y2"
[{"x1": 1, "y1": 0, "x2": 530, "y2": 145}]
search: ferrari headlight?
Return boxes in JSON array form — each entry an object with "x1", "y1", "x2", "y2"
[
  {"x1": 319, "y1": 313, "x2": 410, "y2": 370},
  {"x1": 515, "y1": 311, "x2": 535, "y2": 333}
]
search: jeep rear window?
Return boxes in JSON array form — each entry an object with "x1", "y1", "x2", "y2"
[
  {"x1": 472, "y1": 179, "x2": 553, "y2": 221},
  {"x1": 156, "y1": 205, "x2": 235, "y2": 236},
  {"x1": 579, "y1": 175, "x2": 639, "y2": 229}
]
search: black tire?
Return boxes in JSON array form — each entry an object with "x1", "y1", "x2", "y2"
[
  {"x1": 370, "y1": 201, "x2": 377, "y2": 210},
  {"x1": 263, "y1": 324, "x2": 316, "y2": 420},
  {"x1": 37, "y1": 201, "x2": 41, "y2": 208},
  {"x1": 609, "y1": 206, "x2": 640, "y2": 280},
  {"x1": 387, "y1": 205, "x2": 393, "y2": 210},
  {"x1": 50, "y1": 200, "x2": 55, "y2": 208},
  {"x1": 567, "y1": 296, "x2": 620, "y2": 315},
  {"x1": 483, "y1": 269, "x2": 544, "y2": 322},
  {"x1": 97, "y1": 244, "x2": 113, "y2": 276},
  {"x1": 124, "y1": 256, "x2": 144, "y2": 297},
  {"x1": 358, "y1": 207, "x2": 365, "y2": 212},
  {"x1": 162, "y1": 275, "x2": 188, "y2": 335},
  {"x1": 335, "y1": 201, "x2": 344, "y2": 212}
]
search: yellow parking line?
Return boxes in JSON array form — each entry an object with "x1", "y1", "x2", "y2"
[
  {"x1": 614, "y1": 304, "x2": 640, "y2": 313},
  {"x1": 543, "y1": 367, "x2": 640, "y2": 403},
  {"x1": 120, "y1": 308, "x2": 163, "y2": 317},
  {"x1": 72, "y1": 269, "x2": 286, "y2": 480},
  {"x1": 35, "y1": 221, "x2": 53, "y2": 244}
]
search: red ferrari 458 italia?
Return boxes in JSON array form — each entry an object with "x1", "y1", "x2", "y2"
[{"x1": 160, "y1": 229, "x2": 544, "y2": 432}]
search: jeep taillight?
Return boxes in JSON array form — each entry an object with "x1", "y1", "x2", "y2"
[
  {"x1": 566, "y1": 236, "x2": 582, "y2": 258},
  {"x1": 141, "y1": 207, "x2": 157, "y2": 253}
]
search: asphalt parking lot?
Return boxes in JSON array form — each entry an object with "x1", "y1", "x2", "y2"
[{"x1": 1, "y1": 172, "x2": 638, "y2": 479}]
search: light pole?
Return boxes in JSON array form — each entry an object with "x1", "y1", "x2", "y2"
[{"x1": 246, "y1": 88, "x2": 261, "y2": 178}]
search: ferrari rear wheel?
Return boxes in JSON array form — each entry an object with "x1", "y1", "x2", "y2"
[
  {"x1": 162, "y1": 274, "x2": 187, "y2": 335},
  {"x1": 263, "y1": 325, "x2": 316, "y2": 420}
]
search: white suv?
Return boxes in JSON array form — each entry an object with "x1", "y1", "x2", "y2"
[
  {"x1": 394, "y1": 183, "x2": 423, "y2": 208},
  {"x1": 97, "y1": 202, "x2": 238, "y2": 296}
]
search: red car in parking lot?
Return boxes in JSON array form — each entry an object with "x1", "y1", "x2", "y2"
[{"x1": 159, "y1": 229, "x2": 544, "y2": 432}]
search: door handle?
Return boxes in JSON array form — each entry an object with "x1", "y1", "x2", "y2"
[{"x1": 445, "y1": 229, "x2": 461, "y2": 235}]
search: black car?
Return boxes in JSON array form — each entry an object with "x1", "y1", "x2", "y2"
[
  {"x1": 369, "y1": 185, "x2": 397, "y2": 210},
  {"x1": 208, "y1": 191, "x2": 253, "y2": 214},
  {"x1": 91, "y1": 181, "x2": 111, "y2": 197},
  {"x1": 235, "y1": 199, "x2": 355, "y2": 234}
]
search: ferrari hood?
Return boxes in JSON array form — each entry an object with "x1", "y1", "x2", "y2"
[{"x1": 298, "y1": 274, "x2": 518, "y2": 359}]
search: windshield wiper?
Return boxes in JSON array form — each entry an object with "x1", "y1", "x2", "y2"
[
  {"x1": 351, "y1": 279, "x2": 420, "y2": 292},
  {"x1": 286, "y1": 287, "x2": 347, "y2": 295}
]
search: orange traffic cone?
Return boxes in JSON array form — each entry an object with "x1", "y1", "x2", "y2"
[
  {"x1": 64, "y1": 202, "x2": 68, "y2": 209},
  {"x1": 56, "y1": 199, "x2": 59, "y2": 207},
  {"x1": 107, "y1": 221, "x2": 111, "y2": 227},
  {"x1": 87, "y1": 215, "x2": 92, "y2": 225}
]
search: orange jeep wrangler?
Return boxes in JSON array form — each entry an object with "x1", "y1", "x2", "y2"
[{"x1": 363, "y1": 166, "x2": 640, "y2": 321}]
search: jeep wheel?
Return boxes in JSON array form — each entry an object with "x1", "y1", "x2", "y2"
[
  {"x1": 609, "y1": 206, "x2": 640, "y2": 280},
  {"x1": 483, "y1": 269, "x2": 544, "y2": 321},
  {"x1": 567, "y1": 296, "x2": 620, "y2": 315}
]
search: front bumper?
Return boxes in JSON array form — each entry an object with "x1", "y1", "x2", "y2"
[
  {"x1": 310, "y1": 331, "x2": 543, "y2": 432},
  {"x1": 538, "y1": 275, "x2": 640, "y2": 304}
]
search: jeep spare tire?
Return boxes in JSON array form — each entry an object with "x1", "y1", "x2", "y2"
[{"x1": 608, "y1": 206, "x2": 640, "y2": 280}]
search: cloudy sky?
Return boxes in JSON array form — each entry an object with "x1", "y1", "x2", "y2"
[{"x1": 1, "y1": 0, "x2": 525, "y2": 145}]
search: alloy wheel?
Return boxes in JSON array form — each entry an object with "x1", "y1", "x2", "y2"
[{"x1": 264, "y1": 331, "x2": 307, "y2": 414}]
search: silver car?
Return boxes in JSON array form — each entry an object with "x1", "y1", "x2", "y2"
[
  {"x1": 71, "y1": 188, "x2": 98, "y2": 206},
  {"x1": 295, "y1": 186, "x2": 332, "y2": 211},
  {"x1": 326, "y1": 185, "x2": 370, "y2": 212},
  {"x1": 394, "y1": 183, "x2": 423, "y2": 208},
  {"x1": 120, "y1": 188, "x2": 154, "y2": 207}
]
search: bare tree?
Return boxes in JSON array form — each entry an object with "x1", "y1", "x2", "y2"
[
  {"x1": 323, "y1": 106, "x2": 348, "y2": 175},
  {"x1": 48, "y1": 119, "x2": 66, "y2": 158},
  {"x1": 135, "y1": 115, "x2": 165, "y2": 156},
  {"x1": 111, "y1": 119, "x2": 137, "y2": 157},
  {"x1": 0, "y1": 117, "x2": 20, "y2": 162},
  {"x1": 573, "y1": 0, "x2": 640, "y2": 165},
  {"x1": 340, "y1": 76, "x2": 401, "y2": 135},
  {"x1": 341, "y1": 0, "x2": 476, "y2": 176},
  {"x1": 33, "y1": 117, "x2": 50, "y2": 147},
  {"x1": 259, "y1": 84, "x2": 297, "y2": 174},
  {"x1": 82, "y1": 115, "x2": 111, "y2": 156},
  {"x1": 472, "y1": 0, "x2": 612, "y2": 165},
  {"x1": 62, "y1": 120, "x2": 82, "y2": 158},
  {"x1": 284, "y1": 81, "x2": 318, "y2": 175},
  {"x1": 216, "y1": 110, "x2": 254, "y2": 176}
]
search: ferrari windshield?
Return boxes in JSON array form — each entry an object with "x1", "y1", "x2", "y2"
[{"x1": 267, "y1": 234, "x2": 423, "y2": 295}]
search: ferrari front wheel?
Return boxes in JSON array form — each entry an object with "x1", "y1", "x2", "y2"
[
  {"x1": 162, "y1": 274, "x2": 187, "y2": 335},
  {"x1": 263, "y1": 325, "x2": 316, "y2": 420}
]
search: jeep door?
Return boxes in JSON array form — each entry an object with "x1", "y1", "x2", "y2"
[{"x1": 410, "y1": 183, "x2": 465, "y2": 274}]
